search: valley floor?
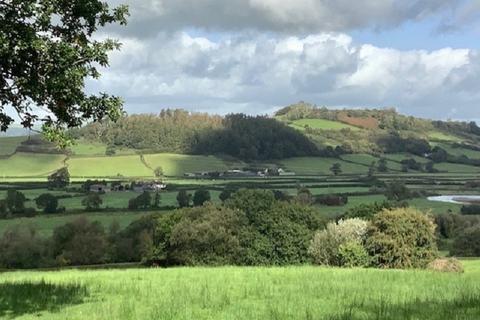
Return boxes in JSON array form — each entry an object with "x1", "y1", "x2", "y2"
[{"x1": 1, "y1": 261, "x2": 479, "y2": 320}]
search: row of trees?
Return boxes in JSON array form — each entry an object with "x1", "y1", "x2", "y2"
[{"x1": 4, "y1": 188, "x2": 480, "y2": 269}]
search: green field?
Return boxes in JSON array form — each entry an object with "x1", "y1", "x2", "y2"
[
  {"x1": 144, "y1": 153, "x2": 244, "y2": 176},
  {"x1": 0, "y1": 153, "x2": 66, "y2": 178},
  {"x1": 291, "y1": 118, "x2": 360, "y2": 131},
  {"x1": 428, "y1": 131, "x2": 462, "y2": 142},
  {"x1": 281, "y1": 157, "x2": 367, "y2": 175},
  {"x1": 67, "y1": 155, "x2": 152, "y2": 178},
  {"x1": 69, "y1": 140, "x2": 137, "y2": 157},
  {"x1": 0, "y1": 212, "x2": 150, "y2": 238},
  {"x1": 1, "y1": 261, "x2": 479, "y2": 320},
  {"x1": 0, "y1": 136, "x2": 27, "y2": 156}
]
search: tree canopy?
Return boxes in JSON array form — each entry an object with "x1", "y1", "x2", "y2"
[{"x1": 0, "y1": 0, "x2": 128, "y2": 146}]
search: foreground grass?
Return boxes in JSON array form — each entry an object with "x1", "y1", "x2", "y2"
[{"x1": 1, "y1": 261, "x2": 479, "y2": 320}]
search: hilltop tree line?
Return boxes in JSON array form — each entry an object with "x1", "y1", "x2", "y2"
[{"x1": 72, "y1": 110, "x2": 320, "y2": 160}]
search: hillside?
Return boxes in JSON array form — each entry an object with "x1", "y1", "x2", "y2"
[{"x1": 1, "y1": 104, "x2": 480, "y2": 179}]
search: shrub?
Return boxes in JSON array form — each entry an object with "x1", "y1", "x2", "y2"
[
  {"x1": 450, "y1": 225, "x2": 480, "y2": 257},
  {"x1": 309, "y1": 219, "x2": 368, "y2": 266},
  {"x1": 365, "y1": 208, "x2": 438, "y2": 269},
  {"x1": 338, "y1": 241, "x2": 371, "y2": 268},
  {"x1": 427, "y1": 258, "x2": 464, "y2": 273}
]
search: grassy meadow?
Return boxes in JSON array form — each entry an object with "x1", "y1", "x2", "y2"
[
  {"x1": 1, "y1": 261, "x2": 479, "y2": 320},
  {"x1": 290, "y1": 118, "x2": 360, "y2": 131}
]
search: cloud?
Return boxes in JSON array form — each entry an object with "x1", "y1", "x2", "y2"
[
  {"x1": 87, "y1": 31, "x2": 480, "y2": 120},
  {"x1": 106, "y1": 0, "x2": 460, "y2": 36}
]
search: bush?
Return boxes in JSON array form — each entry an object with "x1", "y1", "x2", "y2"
[
  {"x1": 365, "y1": 208, "x2": 438, "y2": 269},
  {"x1": 450, "y1": 225, "x2": 480, "y2": 257},
  {"x1": 308, "y1": 219, "x2": 368, "y2": 266},
  {"x1": 427, "y1": 258, "x2": 464, "y2": 273},
  {"x1": 338, "y1": 241, "x2": 371, "y2": 268}
]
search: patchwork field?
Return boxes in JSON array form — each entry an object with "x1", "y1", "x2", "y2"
[{"x1": 1, "y1": 261, "x2": 479, "y2": 320}]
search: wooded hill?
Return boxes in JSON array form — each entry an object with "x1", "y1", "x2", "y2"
[{"x1": 69, "y1": 103, "x2": 480, "y2": 161}]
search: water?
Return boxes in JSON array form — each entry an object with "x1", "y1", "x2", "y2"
[{"x1": 428, "y1": 195, "x2": 480, "y2": 204}]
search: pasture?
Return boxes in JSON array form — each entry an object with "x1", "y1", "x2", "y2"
[
  {"x1": 0, "y1": 153, "x2": 66, "y2": 178},
  {"x1": 290, "y1": 118, "x2": 360, "y2": 131},
  {"x1": 67, "y1": 155, "x2": 153, "y2": 178},
  {"x1": 0, "y1": 261, "x2": 479, "y2": 320}
]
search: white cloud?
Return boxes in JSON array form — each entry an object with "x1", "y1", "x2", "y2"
[{"x1": 87, "y1": 31, "x2": 480, "y2": 119}]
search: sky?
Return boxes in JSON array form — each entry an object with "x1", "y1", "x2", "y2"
[{"x1": 86, "y1": 0, "x2": 480, "y2": 121}]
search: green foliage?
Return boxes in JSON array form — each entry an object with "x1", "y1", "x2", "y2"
[
  {"x1": 154, "y1": 166, "x2": 164, "y2": 178},
  {"x1": 0, "y1": 225, "x2": 51, "y2": 269},
  {"x1": 176, "y1": 190, "x2": 191, "y2": 208},
  {"x1": 309, "y1": 219, "x2": 369, "y2": 266},
  {"x1": 169, "y1": 204, "x2": 245, "y2": 266},
  {"x1": 338, "y1": 241, "x2": 371, "y2": 268},
  {"x1": 5, "y1": 190, "x2": 26, "y2": 214},
  {"x1": 377, "y1": 158, "x2": 388, "y2": 172},
  {"x1": 193, "y1": 189, "x2": 211, "y2": 207},
  {"x1": 450, "y1": 226, "x2": 480, "y2": 257},
  {"x1": 151, "y1": 190, "x2": 325, "y2": 266},
  {"x1": 384, "y1": 180, "x2": 413, "y2": 201},
  {"x1": 35, "y1": 193, "x2": 59, "y2": 214},
  {"x1": 330, "y1": 162, "x2": 342, "y2": 176},
  {"x1": 365, "y1": 208, "x2": 438, "y2": 269},
  {"x1": 343, "y1": 201, "x2": 406, "y2": 220},
  {"x1": 105, "y1": 145, "x2": 116, "y2": 156},
  {"x1": 82, "y1": 193, "x2": 103, "y2": 211},
  {"x1": 48, "y1": 168, "x2": 70, "y2": 189},
  {"x1": 197, "y1": 114, "x2": 319, "y2": 160},
  {"x1": 296, "y1": 187, "x2": 313, "y2": 205},
  {"x1": 52, "y1": 217, "x2": 107, "y2": 266},
  {"x1": 0, "y1": 0, "x2": 128, "y2": 144}
]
